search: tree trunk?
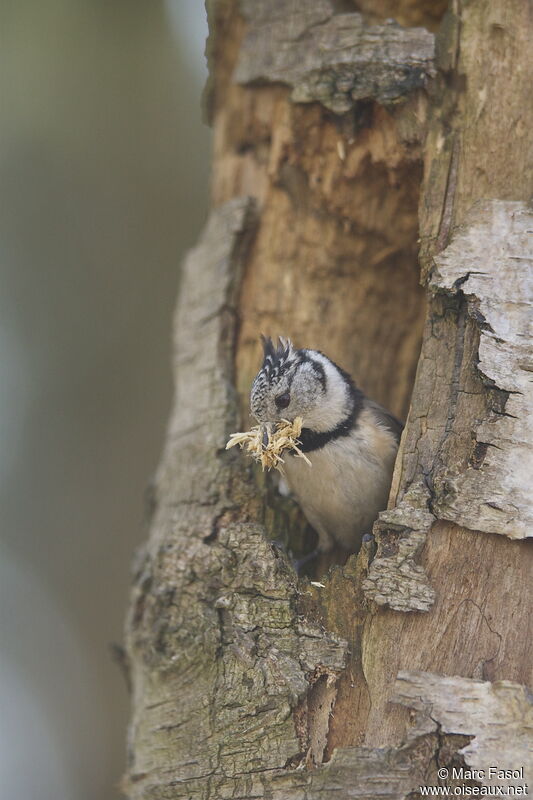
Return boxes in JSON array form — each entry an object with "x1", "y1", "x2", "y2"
[{"x1": 123, "y1": 2, "x2": 533, "y2": 798}]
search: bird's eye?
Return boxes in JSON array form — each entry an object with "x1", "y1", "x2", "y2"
[{"x1": 275, "y1": 392, "x2": 290, "y2": 409}]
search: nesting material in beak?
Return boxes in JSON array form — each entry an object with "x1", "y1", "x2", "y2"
[{"x1": 226, "y1": 417, "x2": 311, "y2": 472}]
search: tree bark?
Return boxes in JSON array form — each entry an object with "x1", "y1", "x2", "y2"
[{"x1": 123, "y1": 2, "x2": 533, "y2": 798}]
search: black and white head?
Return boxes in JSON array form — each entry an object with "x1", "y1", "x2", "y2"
[{"x1": 250, "y1": 336, "x2": 362, "y2": 437}]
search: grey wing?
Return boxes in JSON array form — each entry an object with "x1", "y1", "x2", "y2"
[{"x1": 365, "y1": 399, "x2": 404, "y2": 443}]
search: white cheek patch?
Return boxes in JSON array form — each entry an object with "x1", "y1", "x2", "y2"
[{"x1": 296, "y1": 352, "x2": 351, "y2": 433}]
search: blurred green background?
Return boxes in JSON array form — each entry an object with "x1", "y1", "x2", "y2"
[{"x1": 0, "y1": 2, "x2": 210, "y2": 798}]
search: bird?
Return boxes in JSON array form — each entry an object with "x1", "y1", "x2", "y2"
[{"x1": 250, "y1": 336, "x2": 403, "y2": 558}]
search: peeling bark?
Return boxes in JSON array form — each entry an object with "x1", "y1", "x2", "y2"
[
  {"x1": 235, "y1": 5, "x2": 435, "y2": 114},
  {"x1": 124, "y1": 1, "x2": 533, "y2": 797},
  {"x1": 364, "y1": 199, "x2": 533, "y2": 611},
  {"x1": 393, "y1": 671, "x2": 533, "y2": 789},
  {"x1": 429, "y1": 201, "x2": 533, "y2": 539}
]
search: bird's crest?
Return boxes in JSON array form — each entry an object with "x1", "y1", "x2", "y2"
[{"x1": 259, "y1": 335, "x2": 296, "y2": 380}]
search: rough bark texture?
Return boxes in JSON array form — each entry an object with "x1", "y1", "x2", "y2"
[
  {"x1": 124, "y1": 1, "x2": 533, "y2": 797},
  {"x1": 235, "y1": 5, "x2": 435, "y2": 113},
  {"x1": 124, "y1": 198, "x2": 349, "y2": 797}
]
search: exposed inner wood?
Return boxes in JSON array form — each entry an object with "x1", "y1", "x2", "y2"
[
  {"x1": 349, "y1": 0, "x2": 449, "y2": 31},
  {"x1": 210, "y1": 14, "x2": 428, "y2": 425}
]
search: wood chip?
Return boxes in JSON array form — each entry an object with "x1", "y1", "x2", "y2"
[{"x1": 226, "y1": 416, "x2": 312, "y2": 471}]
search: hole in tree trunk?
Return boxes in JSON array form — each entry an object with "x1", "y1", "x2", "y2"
[{"x1": 234, "y1": 98, "x2": 426, "y2": 576}]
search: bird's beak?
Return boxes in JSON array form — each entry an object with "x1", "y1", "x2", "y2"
[{"x1": 261, "y1": 423, "x2": 272, "y2": 449}]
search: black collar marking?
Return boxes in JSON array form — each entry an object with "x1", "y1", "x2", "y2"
[{"x1": 297, "y1": 367, "x2": 364, "y2": 453}]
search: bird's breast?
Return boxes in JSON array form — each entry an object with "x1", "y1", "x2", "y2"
[{"x1": 283, "y1": 409, "x2": 398, "y2": 550}]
